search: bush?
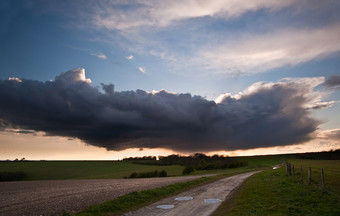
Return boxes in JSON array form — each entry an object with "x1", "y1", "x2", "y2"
[
  {"x1": 159, "y1": 170, "x2": 167, "y2": 177},
  {"x1": 129, "y1": 172, "x2": 138, "y2": 178},
  {"x1": 182, "y1": 166, "x2": 195, "y2": 175},
  {"x1": 0, "y1": 172, "x2": 27, "y2": 181},
  {"x1": 128, "y1": 170, "x2": 167, "y2": 178}
]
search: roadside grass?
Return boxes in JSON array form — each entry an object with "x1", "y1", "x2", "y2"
[
  {"x1": 72, "y1": 170, "x2": 257, "y2": 216},
  {"x1": 213, "y1": 164, "x2": 340, "y2": 216},
  {"x1": 0, "y1": 161, "x2": 183, "y2": 180}
]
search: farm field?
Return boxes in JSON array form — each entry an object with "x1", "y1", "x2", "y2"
[
  {"x1": 213, "y1": 159, "x2": 340, "y2": 216},
  {"x1": 0, "y1": 154, "x2": 286, "y2": 181},
  {"x1": 0, "y1": 161, "x2": 183, "y2": 180}
]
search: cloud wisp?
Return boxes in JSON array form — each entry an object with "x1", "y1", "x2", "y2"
[
  {"x1": 0, "y1": 69, "x2": 328, "y2": 152},
  {"x1": 198, "y1": 25, "x2": 340, "y2": 75},
  {"x1": 91, "y1": 52, "x2": 107, "y2": 59},
  {"x1": 36, "y1": 1, "x2": 340, "y2": 76},
  {"x1": 138, "y1": 67, "x2": 147, "y2": 74},
  {"x1": 92, "y1": 0, "x2": 295, "y2": 31},
  {"x1": 318, "y1": 129, "x2": 340, "y2": 140},
  {"x1": 126, "y1": 55, "x2": 134, "y2": 60}
]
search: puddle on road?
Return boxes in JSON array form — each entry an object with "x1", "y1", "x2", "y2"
[
  {"x1": 156, "y1": 205, "x2": 175, "y2": 209},
  {"x1": 272, "y1": 166, "x2": 280, "y2": 169},
  {"x1": 175, "y1": 197, "x2": 193, "y2": 201},
  {"x1": 204, "y1": 199, "x2": 222, "y2": 204}
]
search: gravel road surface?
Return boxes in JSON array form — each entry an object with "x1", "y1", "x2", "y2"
[
  {"x1": 125, "y1": 171, "x2": 259, "y2": 216},
  {"x1": 0, "y1": 175, "x2": 212, "y2": 216}
]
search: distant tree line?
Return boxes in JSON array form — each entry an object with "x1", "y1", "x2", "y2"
[
  {"x1": 123, "y1": 153, "x2": 248, "y2": 172},
  {"x1": 123, "y1": 156, "x2": 157, "y2": 161},
  {"x1": 293, "y1": 149, "x2": 340, "y2": 160}
]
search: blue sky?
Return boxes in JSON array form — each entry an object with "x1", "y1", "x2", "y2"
[{"x1": 1, "y1": 0, "x2": 340, "y2": 160}]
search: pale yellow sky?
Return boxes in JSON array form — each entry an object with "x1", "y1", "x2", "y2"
[{"x1": 1, "y1": 131, "x2": 339, "y2": 160}]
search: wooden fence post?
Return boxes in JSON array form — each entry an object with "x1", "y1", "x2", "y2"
[
  {"x1": 292, "y1": 165, "x2": 295, "y2": 176},
  {"x1": 300, "y1": 165, "x2": 303, "y2": 182},
  {"x1": 286, "y1": 162, "x2": 289, "y2": 175},
  {"x1": 321, "y1": 168, "x2": 325, "y2": 189},
  {"x1": 288, "y1": 163, "x2": 292, "y2": 176},
  {"x1": 308, "y1": 167, "x2": 311, "y2": 184}
]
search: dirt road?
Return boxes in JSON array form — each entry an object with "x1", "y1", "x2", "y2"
[
  {"x1": 0, "y1": 175, "x2": 212, "y2": 216},
  {"x1": 125, "y1": 171, "x2": 259, "y2": 216}
]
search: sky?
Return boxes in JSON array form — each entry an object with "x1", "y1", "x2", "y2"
[{"x1": 1, "y1": 0, "x2": 340, "y2": 160}]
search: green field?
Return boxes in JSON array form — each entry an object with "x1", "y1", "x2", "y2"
[
  {"x1": 0, "y1": 154, "x2": 285, "y2": 181},
  {"x1": 0, "y1": 161, "x2": 183, "y2": 180},
  {"x1": 213, "y1": 159, "x2": 340, "y2": 216},
  {"x1": 237, "y1": 154, "x2": 287, "y2": 167}
]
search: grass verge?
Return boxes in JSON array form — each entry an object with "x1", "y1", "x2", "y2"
[{"x1": 212, "y1": 166, "x2": 340, "y2": 216}]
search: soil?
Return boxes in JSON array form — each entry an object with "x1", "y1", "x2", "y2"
[{"x1": 0, "y1": 175, "x2": 212, "y2": 216}]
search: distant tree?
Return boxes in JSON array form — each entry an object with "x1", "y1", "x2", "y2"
[{"x1": 182, "y1": 166, "x2": 195, "y2": 175}]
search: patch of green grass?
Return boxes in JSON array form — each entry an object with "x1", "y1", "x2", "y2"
[
  {"x1": 238, "y1": 155, "x2": 288, "y2": 167},
  {"x1": 213, "y1": 166, "x2": 340, "y2": 216},
  {"x1": 0, "y1": 161, "x2": 183, "y2": 180}
]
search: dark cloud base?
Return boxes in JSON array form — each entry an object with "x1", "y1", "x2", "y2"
[
  {"x1": 324, "y1": 75, "x2": 340, "y2": 88},
  {"x1": 0, "y1": 69, "x2": 322, "y2": 152}
]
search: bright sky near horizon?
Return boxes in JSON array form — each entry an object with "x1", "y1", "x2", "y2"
[{"x1": 0, "y1": 0, "x2": 340, "y2": 160}]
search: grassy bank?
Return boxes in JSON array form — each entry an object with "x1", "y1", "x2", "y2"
[
  {"x1": 213, "y1": 160, "x2": 340, "y2": 216},
  {"x1": 0, "y1": 161, "x2": 183, "y2": 180}
]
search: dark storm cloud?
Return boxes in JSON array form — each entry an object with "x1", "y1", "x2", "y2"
[
  {"x1": 324, "y1": 75, "x2": 340, "y2": 88},
  {"x1": 0, "y1": 69, "x2": 325, "y2": 152}
]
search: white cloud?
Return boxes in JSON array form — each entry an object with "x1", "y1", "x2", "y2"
[
  {"x1": 215, "y1": 77, "x2": 325, "y2": 106},
  {"x1": 126, "y1": 55, "x2": 134, "y2": 60},
  {"x1": 198, "y1": 25, "x2": 340, "y2": 75},
  {"x1": 8, "y1": 77, "x2": 22, "y2": 82},
  {"x1": 92, "y1": 0, "x2": 295, "y2": 31},
  {"x1": 55, "y1": 68, "x2": 92, "y2": 84},
  {"x1": 91, "y1": 52, "x2": 107, "y2": 59},
  {"x1": 138, "y1": 67, "x2": 147, "y2": 74}
]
